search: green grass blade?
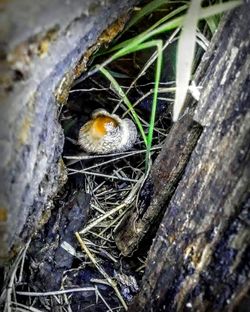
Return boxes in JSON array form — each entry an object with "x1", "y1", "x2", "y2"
[
  {"x1": 112, "y1": 40, "x2": 163, "y2": 167},
  {"x1": 173, "y1": 0, "x2": 241, "y2": 121},
  {"x1": 99, "y1": 67, "x2": 148, "y2": 147},
  {"x1": 109, "y1": 5, "x2": 187, "y2": 53},
  {"x1": 111, "y1": 40, "x2": 162, "y2": 58},
  {"x1": 142, "y1": 1, "x2": 241, "y2": 42},
  {"x1": 96, "y1": 1, "x2": 238, "y2": 76},
  {"x1": 205, "y1": 15, "x2": 220, "y2": 34},
  {"x1": 109, "y1": 1, "x2": 241, "y2": 55},
  {"x1": 146, "y1": 40, "x2": 163, "y2": 164},
  {"x1": 116, "y1": 40, "x2": 164, "y2": 165},
  {"x1": 124, "y1": 0, "x2": 169, "y2": 31},
  {"x1": 100, "y1": 39, "x2": 163, "y2": 168},
  {"x1": 200, "y1": 1, "x2": 242, "y2": 20},
  {"x1": 79, "y1": 0, "x2": 241, "y2": 84},
  {"x1": 173, "y1": 0, "x2": 202, "y2": 122},
  {"x1": 145, "y1": 4, "x2": 188, "y2": 34}
]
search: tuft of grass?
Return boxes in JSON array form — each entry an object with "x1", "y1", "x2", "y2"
[
  {"x1": 75, "y1": 0, "x2": 241, "y2": 166},
  {"x1": 88, "y1": 0, "x2": 241, "y2": 74},
  {"x1": 109, "y1": 4, "x2": 188, "y2": 53},
  {"x1": 99, "y1": 39, "x2": 163, "y2": 168}
]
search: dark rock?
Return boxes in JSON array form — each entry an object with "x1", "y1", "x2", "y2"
[{"x1": 27, "y1": 191, "x2": 91, "y2": 291}]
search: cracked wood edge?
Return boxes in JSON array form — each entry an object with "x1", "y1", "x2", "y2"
[
  {"x1": 114, "y1": 115, "x2": 202, "y2": 256},
  {"x1": 129, "y1": 4, "x2": 250, "y2": 311}
]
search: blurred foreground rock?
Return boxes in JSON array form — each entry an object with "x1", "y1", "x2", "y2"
[{"x1": 0, "y1": 0, "x2": 137, "y2": 263}]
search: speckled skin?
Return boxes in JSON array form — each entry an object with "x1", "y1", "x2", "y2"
[{"x1": 78, "y1": 109, "x2": 138, "y2": 154}]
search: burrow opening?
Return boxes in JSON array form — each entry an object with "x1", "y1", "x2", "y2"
[{"x1": 10, "y1": 1, "x2": 209, "y2": 310}]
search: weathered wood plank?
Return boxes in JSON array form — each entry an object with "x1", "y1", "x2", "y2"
[
  {"x1": 115, "y1": 115, "x2": 202, "y2": 256},
  {"x1": 129, "y1": 3, "x2": 250, "y2": 311}
]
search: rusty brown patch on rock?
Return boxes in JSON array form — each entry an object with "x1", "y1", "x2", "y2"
[
  {"x1": 55, "y1": 13, "x2": 129, "y2": 105},
  {"x1": 0, "y1": 207, "x2": 7, "y2": 222},
  {"x1": 18, "y1": 115, "x2": 32, "y2": 145},
  {"x1": 37, "y1": 25, "x2": 60, "y2": 58},
  {"x1": 17, "y1": 93, "x2": 36, "y2": 145}
]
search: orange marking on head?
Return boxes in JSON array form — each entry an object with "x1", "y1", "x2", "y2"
[{"x1": 91, "y1": 116, "x2": 118, "y2": 138}]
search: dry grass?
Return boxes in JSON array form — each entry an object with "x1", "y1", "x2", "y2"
[
  {"x1": 0, "y1": 0, "x2": 227, "y2": 310},
  {"x1": 0, "y1": 100, "x2": 168, "y2": 312},
  {"x1": 61, "y1": 104, "x2": 168, "y2": 309}
]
